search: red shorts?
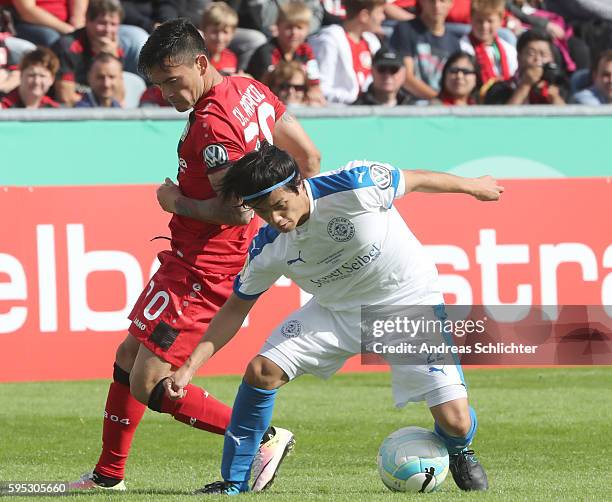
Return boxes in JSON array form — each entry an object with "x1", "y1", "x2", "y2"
[{"x1": 128, "y1": 251, "x2": 235, "y2": 367}]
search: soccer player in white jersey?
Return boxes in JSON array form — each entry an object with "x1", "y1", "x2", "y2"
[{"x1": 165, "y1": 142, "x2": 504, "y2": 494}]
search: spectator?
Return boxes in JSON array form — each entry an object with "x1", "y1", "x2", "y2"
[
  {"x1": 75, "y1": 51, "x2": 122, "y2": 106},
  {"x1": 484, "y1": 29, "x2": 567, "y2": 104},
  {"x1": 247, "y1": 1, "x2": 324, "y2": 105},
  {"x1": 264, "y1": 59, "x2": 309, "y2": 106},
  {"x1": 12, "y1": 0, "x2": 87, "y2": 46},
  {"x1": 52, "y1": 0, "x2": 147, "y2": 106},
  {"x1": 353, "y1": 48, "x2": 412, "y2": 105},
  {"x1": 506, "y1": 1, "x2": 590, "y2": 73},
  {"x1": 1, "y1": 45, "x2": 59, "y2": 107},
  {"x1": 390, "y1": 0, "x2": 460, "y2": 100},
  {"x1": 571, "y1": 49, "x2": 612, "y2": 104},
  {"x1": 460, "y1": 0, "x2": 517, "y2": 88},
  {"x1": 432, "y1": 50, "x2": 481, "y2": 105},
  {"x1": 121, "y1": 0, "x2": 184, "y2": 33},
  {"x1": 0, "y1": 33, "x2": 22, "y2": 93},
  {"x1": 225, "y1": 0, "x2": 323, "y2": 70},
  {"x1": 200, "y1": 1, "x2": 239, "y2": 75},
  {"x1": 310, "y1": 0, "x2": 384, "y2": 104}
]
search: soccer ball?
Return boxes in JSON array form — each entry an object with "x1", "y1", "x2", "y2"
[{"x1": 377, "y1": 426, "x2": 449, "y2": 493}]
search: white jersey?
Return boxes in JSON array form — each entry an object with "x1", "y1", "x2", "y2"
[{"x1": 234, "y1": 161, "x2": 444, "y2": 311}]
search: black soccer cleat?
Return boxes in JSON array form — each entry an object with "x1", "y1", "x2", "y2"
[
  {"x1": 449, "y1": 449, "x2": 489, "y2": 491},
  {"x1": 194, "y1": 481, "x2": 243, "y2": 495}
]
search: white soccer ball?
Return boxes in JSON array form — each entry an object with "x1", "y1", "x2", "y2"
[{"x1": 377, "y1": 426, "x2": 449, "y2": 493}]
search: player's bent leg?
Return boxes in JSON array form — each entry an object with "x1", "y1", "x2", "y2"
[
  {"x1": 70, "y1": 334, "x2": 144, "y2": 491},
  {"x1": 429, "y1": 391, "x2": 488, "y2": 491},
  {"x1": 197, "y1": 356, "x2": 293, "y2": 495},
  {"x1": 131, "y1": 343, "x2": 232, "y2": 434}
]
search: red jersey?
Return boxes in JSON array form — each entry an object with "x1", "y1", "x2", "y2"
[
  {"x1": 172, "y1": 76, "x2": 286, "y2": 274},
  {"x1": 210, "y1": 48, "x2": 238, "y2": 75},
  {"x1": 346, "y1": 33, "x2": 372, "y2": 92}
]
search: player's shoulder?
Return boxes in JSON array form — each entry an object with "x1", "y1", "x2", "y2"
[
  {"x1": 307, "y1": 161, "x2": 399, "y2": 199},
  {"x1": 248, "y1": 224, "x2": 284, "y2": 262}
]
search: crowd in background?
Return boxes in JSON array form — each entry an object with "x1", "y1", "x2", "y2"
[{"x1": 1, "y1": 0, "x2": 611, "y2": 109}]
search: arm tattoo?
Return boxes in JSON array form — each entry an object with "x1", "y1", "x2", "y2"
[{"x1": 174, "y1": 197, "x2": 196, "y2": 218}]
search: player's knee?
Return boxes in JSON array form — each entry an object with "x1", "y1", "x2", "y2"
[
  {"x1": 129, "y1": 378, "x2": 153, "y2": 406},
  {"x1": 441, "y1": 409, "x2": 472, "y2": 438},
  {"x1": 244, "y1": 356, "x2": 286, "y2": 390}
]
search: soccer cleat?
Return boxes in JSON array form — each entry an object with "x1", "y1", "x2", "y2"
[
  {"x1": 194, "y1": 481, "x2": 243, "y2": 495},
  {"x1": 68, "y1": 471, "x2": 126, "y2": 491},
  {"x1": 449, "y1": 449, "x2": 489, "y2": 491},
  {"x1": 250, "y1": 426, "x2": 295, "y2": 492}
]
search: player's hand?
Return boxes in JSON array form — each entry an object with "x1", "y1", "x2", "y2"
[
  {"x1": 470, "y1": 175, "x2": 504, "y2": 201},
  {"x1": 165, "y1": 369, "x2": 193, "y2": 400},
  {"x1": 93, "y1": 36, "x2": 119, "y2": 57},
  {"x1": 156, "y1": 177, "x2": 182, "y2": 214}
]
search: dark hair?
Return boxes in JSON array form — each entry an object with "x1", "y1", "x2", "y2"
[
  {"x1": 516, "y1": 29, "x2": 554, "y2": 57},
  {"x1": 138, "y1": 18, "x2": 209, "y2": 79},
  {"x1": 86, "y1": 0, "x2": 124, "y2": 22},
  {"x1": 344, "y1": 0, "x2": 385, "y2": 19},
  {"x1": 594, "y1": 49, "x2": 612, "y2": 73},
  {"x1": 220, "y1": 142, "x2": 302, "y2": 205},
  {"x1": 439, "y1": 50, "x2": 481, "y2": 99}
]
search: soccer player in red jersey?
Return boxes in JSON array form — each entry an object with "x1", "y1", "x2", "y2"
[{"x1": 70, "y1": 18, "x2": 320, "y2": 492}]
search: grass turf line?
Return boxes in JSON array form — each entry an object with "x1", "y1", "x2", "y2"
[{"x1": 0, "y1": 367, "x2": 611, "y2": 500}]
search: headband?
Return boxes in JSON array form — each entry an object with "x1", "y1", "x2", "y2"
[{"x1": 241, "y1": 172, "x2": 297, "y2": 201}]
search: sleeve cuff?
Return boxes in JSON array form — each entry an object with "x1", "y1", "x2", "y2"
[{"x1": 233, "y1": 275, "x2": 266, "y2": 300}]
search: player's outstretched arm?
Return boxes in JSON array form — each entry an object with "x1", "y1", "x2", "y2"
[
  {"x1": 273, "y1": 112, "x2": 321, "y2": 178},
  {"x1": 404, "y1": 170, "x2": 504, "y2": 201},
  {"x1": 156, "y1": 176, "x2": 254, "y2": 225},
  {"x1": 166, "y1": 293, "x2": 257, "y2": 399}
]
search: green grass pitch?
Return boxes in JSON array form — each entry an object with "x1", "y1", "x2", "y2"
[{"x1": 1, "y1": 367, "x2": 611, "y2": 501}]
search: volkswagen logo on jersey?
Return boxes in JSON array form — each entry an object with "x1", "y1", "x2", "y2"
[
  {"x1": 369, "y1": 164, "x2": 392, "y2": 190},
  {"x1": 204, "y1": 143, "x2": 229, "y2": 169},
  {"x1": 280, "y1": 320, "x2": 302, "y2": 338},
  {"x1": 327, "y1": 217, "x2": 355, "y2": 242}
]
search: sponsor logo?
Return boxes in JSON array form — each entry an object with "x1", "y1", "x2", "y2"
[
  {"x1": 428, "y1": 366, "x2": 447, "y2": 376},
  {"x1": 204, "y1": 143, "x2": 229, "y2": 169},
  {"x1": 310, "y1": 243, "x2": 381, "y2": 287},
  {"x1": 287, "y1": 250, "x2": 305, "y2": 266},
  {"x1": 281, "y1": 319, "x2": 302, "y2": 338},
  {"x1": 327, "y1": 217, "x2": 355, "y2": 242},
  {"x1": 132, "y1": 317, "x2": 146, "y2": 331},
  {"x1": 369, "y1": 164, "x2": 392, "y2": 190},
  {"x1": 178, "y1": 157, "x2": 187, "y2": 173},
  {"x1": 226, "y1": 430, "x2": 248, "y2": 446}
]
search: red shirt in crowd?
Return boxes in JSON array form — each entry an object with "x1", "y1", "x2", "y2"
[
  {"x1": 170, "y1": 76, "x2": 285, "y2": 274},
  {"x1": 346, "y1": 33, "x2": 372, "y2": 92},
  {"x1": 210, "y1": 48, "x2": 238, "y2": 75},
  {"x1": 52, "y1": 28, "x2": 125, "y2": 85},
  {"x1": 246, "y1": 38, "x2": 320, "y2": 84},
  {"x1": 1, "y1": 88, "x2": 60, "y2": 108}
]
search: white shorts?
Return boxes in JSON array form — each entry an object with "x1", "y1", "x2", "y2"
[{"x1": 259, "y1": 299, "x2": 467, "y2": 408}]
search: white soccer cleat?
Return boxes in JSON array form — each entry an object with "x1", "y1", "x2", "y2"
[
  {"x1": 68, "y1": 472, "x2": 126, "y2": 491},
  {"x1": 251, "y1": 427, "x2": 295, "y2": 492}
]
